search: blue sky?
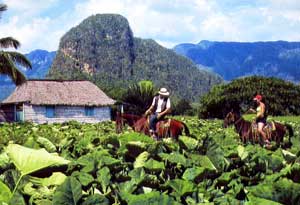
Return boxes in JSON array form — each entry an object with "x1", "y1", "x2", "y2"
[{"x1": 0, "y1": 0, "x2": 299, "y2": 53}]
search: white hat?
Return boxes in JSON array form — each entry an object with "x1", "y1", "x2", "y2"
[{"x1": 158, "y1": 87, "x2": 170, "y2": 96}]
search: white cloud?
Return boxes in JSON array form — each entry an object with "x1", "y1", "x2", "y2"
[{"x1": 0, "y1": 0, "x2": 300, "y2": 53}]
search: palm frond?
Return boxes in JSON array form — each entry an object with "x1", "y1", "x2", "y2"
[
  {"x1": 0, "y1": 4, "x2": 7, "y2": 12},
  {"x1": 5, "y1": 51, "x2": 32, "y2": 69},
  {"x1": 0, "y1": 37, "x2": 20, "y2": 49},
  {"x1": 0, "y1": 52, "x2": 27, "y2": 85}
]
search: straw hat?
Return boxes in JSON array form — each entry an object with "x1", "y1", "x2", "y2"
[{"x1": 158, "y1": 87, "x2": 170, "y2": 96}]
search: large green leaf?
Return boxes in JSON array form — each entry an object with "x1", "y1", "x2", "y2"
[
  {"x1": 245, "y1": 195, "x2": 282, "y2": 205},
  {"x1": 182, "y1": 167, "x2": 206, "y2": 181},
  {"x1": 82, "y1": 194, "x2": 109, "y2": 205},
  {"x1": 164, "y1": 179, "x2": 196, "y2": 197},
  {"x1": 118, "y1": 180, "x2": 138, "y2": 201},
  {"x1": 249, "y1": 178, "x2": 300, "y2": 204},
  {"x1": 0, "y1": 180, "x2": 12, "y2": 203},
  {"x1": 128, "y1": 167, "x2": 146, "y2": 185},
  {"x1": 237, "y1": 145, "x2": 248, "y2": 161},
  {"x1": 179, "y1": 136, "x2": 199, "y2": 150},
  {"x1": 0, "y1": 152, "x2": 10, "y2": 169},
  {"x1": 53, "y1": 176, "x2": 82, "y2": 205},
  {"x1": 134, "y1": 151, "x2": 149, "y2": 168},
  {"x1": 281, "y1": 149, "x2": 296, "y2": 163},
  {"x1": 144, "y1": 159, "x2": 165, "y2": 172},
  {"x1": 127, "y1": 191, "x2": 180, "y2": 205},
  {"x1": 9, "y1": 191, "x2": 26, "y2": 205},
  {"x1": 36, "y1": 137, "x2": 56, "y2": 153},
  {"x1": 72, "y1": 171, "x2": 94, "y2": 187},
  {"x1": 97, "y1": 166, "x2": 111, "y2": 194},
  {"x1": 188, "y1": 154, "x2": 217, "y2": 170},
  {"x1": 6, "y1": 144, "x2": 69, "y2": 176},
  {"x1": 28, "y1": 172, "x2": 67, "y2": 187},
  {"x1": 159, "y1": 152, "x2": 189, "y2": 167},
  {"x1": 42, "y1": 172, "x2": 67, "y2": 187},
  {"x1": 77, "y1": 150, "x2": 118, "y2": 173}
]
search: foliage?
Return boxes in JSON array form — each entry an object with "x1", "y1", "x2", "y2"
[
  {"x1": 121, "y1": 80, "x2": 156, "y2": 115},
  {"x1": 199, "y1": 76, "x2": 300, "y2": 118},
  {"x1": 172, "y1": 98, "x2": 195, "y2": 115},
  {"x1": 0, "y1": 116, "x2": 299, "y2": 204}
]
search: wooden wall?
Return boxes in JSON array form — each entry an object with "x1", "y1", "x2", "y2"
[{"x1": 24, "y1": 104, "x2": 112, "y2": 124}]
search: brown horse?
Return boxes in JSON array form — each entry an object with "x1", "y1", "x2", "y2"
[
  {"x1": 223, "y1": 111, "x2": 293, "y2": 146},
  {"x1": 115, "y1": 112, "x2": 190, "y2": 140}
]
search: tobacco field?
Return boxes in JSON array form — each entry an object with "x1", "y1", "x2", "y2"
[{"x1": 0, "y1": 117, "x2": 300, "y2": 205}]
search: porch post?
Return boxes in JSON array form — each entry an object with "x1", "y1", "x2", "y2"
[
  {"x1": 14, "y1": 104, "x2": 16, "y2": 121},
  {"x1": 22, "y1": 103, "x2": 25, "y2": 122}
]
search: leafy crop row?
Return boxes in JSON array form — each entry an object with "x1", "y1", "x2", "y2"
[{"x1": 0, "y1": 118, "x2": 299, "y2": 204}]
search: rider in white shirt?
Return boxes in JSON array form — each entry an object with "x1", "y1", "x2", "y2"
[{"x1": 145, "y1": 88, "x2": 171, "y2": 139}]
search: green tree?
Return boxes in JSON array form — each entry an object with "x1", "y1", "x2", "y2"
[
  {"x1": 172, "y1": 98, "x2": 194, "y2": 116},
  {"x1": 199, "y1": 76, "x2": 300, "y2": 118},
  {"x1": 0, "y1": 4, "x2": 31, "y2": 85}
]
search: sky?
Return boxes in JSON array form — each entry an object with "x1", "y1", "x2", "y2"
[{"x1": 0, "y1": 0, "x2": 299, "y2": 53}]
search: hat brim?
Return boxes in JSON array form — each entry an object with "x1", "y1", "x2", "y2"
[{"x1": 159, "y1": 91, "x2": 169, "y2": 96}]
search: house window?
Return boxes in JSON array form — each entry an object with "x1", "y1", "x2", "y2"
[
  {"x1": 46, "y1": 106, "x2": 55, "y2": 118},
  {"x1": 85, "y1": 107, "x2": 94, "y2": 116}
]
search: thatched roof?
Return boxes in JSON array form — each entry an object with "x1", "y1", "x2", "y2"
[{"x1": 2, "y1": 80, "x2": 115, "y2": 106}]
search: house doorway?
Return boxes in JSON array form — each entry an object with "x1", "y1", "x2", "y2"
[{"x1": 16, "y1": 104, "x2": 24, "y2": 122}]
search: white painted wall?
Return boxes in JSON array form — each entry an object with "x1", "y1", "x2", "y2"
[{"x1": 24, "y1": 104, "x2": 111, "y2": 124}]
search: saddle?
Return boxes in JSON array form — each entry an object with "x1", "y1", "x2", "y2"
[
  {"x1": 157, "y1": 118, "x2": 171, "y2": 128},
  {"x1": 252, "y1": 121, "x2": 276, "y2": 132},
  {"x1": 142, "y1": 117, "x2": 171, "y2": 137},
  {"x1": 156, "y1": 118, "x2": 172, "y2": 137},
  {"x1": 251, "y1": 121, "x2": 276, "y2": 141}
]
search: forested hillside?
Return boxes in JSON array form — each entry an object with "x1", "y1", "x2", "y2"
[
  {"x1": 48, "y1": 14, "x2": 222, "y2": 101},
  {"x1": 174, "y1": 40, "x2": 300, "y2": 82}
]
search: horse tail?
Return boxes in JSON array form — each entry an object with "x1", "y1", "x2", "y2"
[
  {"x1": 285, "y1": 123, "x2": 294, "y2": 140},
  {"x1": 115, "y1": 112, "x2": 123, "y2": 133},
  {"x1": 182, "y1": 121, "x2": 190, "y2": 136}
]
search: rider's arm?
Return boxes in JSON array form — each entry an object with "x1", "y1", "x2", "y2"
[
  {"x1": 248, "y1": 108, "x2": 256, "y2": 113},
  {"x1": 145, "y1": 98, "x2": 156, "y2": 115},
  {"x1": 157, "y1": 99, "x2": 171, "y2": 119}
]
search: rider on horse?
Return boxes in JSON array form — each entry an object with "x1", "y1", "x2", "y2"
[
  {"x1": 249, "y1": 94, "x2": 270, "y2": 146},
  {"x1": 145, "y1": 88, "x2": 171, "y2": 139}
]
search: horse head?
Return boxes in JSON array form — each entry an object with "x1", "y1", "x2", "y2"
[
  {"x1": 224, "y1": 111, "x2": 240, "y2": 127},
  {"x1": 115, "y1": 112, "x2": 143, "y2": 133}
]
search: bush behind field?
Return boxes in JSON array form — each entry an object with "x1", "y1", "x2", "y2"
[{"x1": 199, "y1": 76, "x2": 300, "y2": 119}]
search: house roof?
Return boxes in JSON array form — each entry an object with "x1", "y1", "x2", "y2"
[{"x1": 2, "y1": 80, "x2": 115, "y2": 106}]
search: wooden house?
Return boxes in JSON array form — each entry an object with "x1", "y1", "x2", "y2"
[{"x1": 0, "y1": 80, "x2": 115, "y2": 123}]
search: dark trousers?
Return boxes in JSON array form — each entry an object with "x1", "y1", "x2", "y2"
[{"x1": 149, "y1": 113, "x2": 159, "y2": 132}]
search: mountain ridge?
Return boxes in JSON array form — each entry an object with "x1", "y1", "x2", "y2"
[
  {"x1": 48, "y1": 14, "x2": 223, "y2": 101},
  {"x1": 174, "y1": 40, "x2": 300, "y2": 82}
]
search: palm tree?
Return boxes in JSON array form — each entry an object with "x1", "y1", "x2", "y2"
[
  {"x1": 0, "y1": 3, "x2": 31, "y2": 85},
  {"x1": 121, "y1": 80, "x2": 156, "y2": 115}
]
